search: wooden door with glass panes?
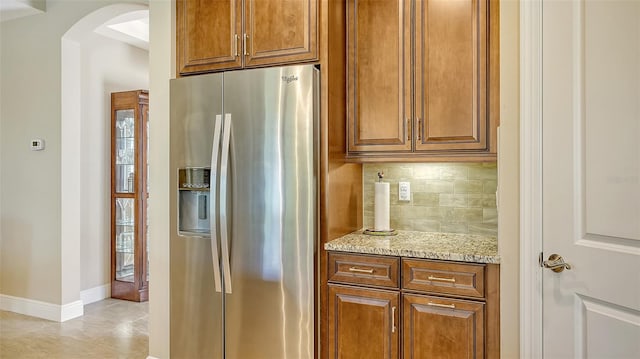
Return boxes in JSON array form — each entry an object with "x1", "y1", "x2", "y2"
[{"x1": 111, "y1": 90, "x2": 149, "y2": 302}]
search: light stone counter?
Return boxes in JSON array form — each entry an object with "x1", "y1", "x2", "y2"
[{"x1": 324, "y1": 230, "x2": 500, "y2": 264}]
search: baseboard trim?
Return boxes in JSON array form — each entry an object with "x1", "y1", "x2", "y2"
[
  {"x1": 0, "y1": 294, "x2": 84, "y2": 322},
  {"x1": 60, "y1": 299, "x2": 84, "y2": 322},
  {"x1": 80, "y1": 284, "x2": 111, "y2": 305},
  {"x1": 146, "y1": 356, "x2": 160, "y2": 359}
]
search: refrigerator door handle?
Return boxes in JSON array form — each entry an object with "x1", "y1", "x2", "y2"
[
  {"x1": 209, "y1": 115, "x2": 223, "y2": 293},
  {"x1": 220, "y1": 113, "x2": 233, "y2": 294}
]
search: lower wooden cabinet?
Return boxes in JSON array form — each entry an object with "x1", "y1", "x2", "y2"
[
  {"x1": 326, "y1": 252, "x2": 499, "y2": 359},
  {"x1": 328, "y1": 285, "x2": 399, "y2": 359},
  {"x1": 403, "y1": 294, "x2": 484, "y2": 359}
]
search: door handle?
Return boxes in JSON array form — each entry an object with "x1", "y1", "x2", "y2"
[
  {"x1": 542, "y1": 253, "x2": 572, "y2": 273},
  {"x1": 209, "y1": 115, "x2": 223, "y2": 293},
  {"x1": 220, "y1": 113, "x2": 233, "y2": 294}
]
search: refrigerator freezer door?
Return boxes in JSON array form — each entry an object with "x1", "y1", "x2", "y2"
[
  {"x1": 170, "y1": 73, "x2": 224, "y2": 358},
  {"x1": 222, "y1": 65, "x2": 318, "y2": 359}
]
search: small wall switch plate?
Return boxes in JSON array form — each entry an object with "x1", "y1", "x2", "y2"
[
  {"x1": 30, "y1": 138, "x2": 44, "y2": 151},
  {"x1": 399, "y1": 181, "x2": 410, "y2": 201}
]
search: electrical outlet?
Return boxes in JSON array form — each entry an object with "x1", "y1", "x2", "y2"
[{"x1": 399, "y1": 182, "x2": 410, "y2": 201}]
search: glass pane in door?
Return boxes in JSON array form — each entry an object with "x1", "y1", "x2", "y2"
[
  {"x1": 115, "y1": 109, "x2": 135, "y2": 193},
  {"x1": 115, "y1": 197, "x2": 135, "y2": 282}
]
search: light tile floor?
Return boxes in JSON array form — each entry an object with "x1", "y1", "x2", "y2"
[{"x1": 0, "y1": 299, "x2": 148, "y2": 359}]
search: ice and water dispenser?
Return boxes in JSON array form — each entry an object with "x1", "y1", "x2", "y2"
[{"x1": 178, "y1": 167, "x2": 211, "y2": 236}]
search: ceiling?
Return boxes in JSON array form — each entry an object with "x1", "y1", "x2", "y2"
[
  {"x1": 94, "y1": 10, "x2": 149, "y2": 50},
  {"x1": 0, "y1": 1, "x2": 149, "y2": 51},
  {"x1": 0, "y1": 0, "x2": 45, "y2": 22}
]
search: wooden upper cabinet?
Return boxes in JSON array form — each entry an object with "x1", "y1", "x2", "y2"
[
  {"x1": 177, "y1": 0, "x2": 318, "y2": 76},
  {"x1": 177, "y1": 0, "x2": 243, "y2": 74},
  {"x1": 346, "y1": 0, "x2": 498, "y2": 160},
  {"x1": 244, "y1": 0, "x2": 317, "y2": 67},
  {"x1": 347, "y1": 0, "x2": 412, "y2": 152},
  {"x1": 414, "y1": 0, "x2": 489, "y2": 152}
]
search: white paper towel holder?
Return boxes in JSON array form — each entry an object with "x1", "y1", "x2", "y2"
[{"x1": 365, "y1": 171, "x2": 397, "y2": 236}]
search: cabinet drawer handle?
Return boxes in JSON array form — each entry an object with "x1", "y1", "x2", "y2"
[
  {"x1": 391, "y1": 306, "x2": 396, "y2": 333},
  {"x1": 234, "y1": 34, "x2": 239, "y2": 57},
  {"x1": 407, "y1": 118, "x2": 411, "y2": 141},
  {"x1": 244, "y1": 33, "x2": 249, "y2": 56},
  {"x1": 348, "y1": 267, "x2": 374, "y2": 274},
  {"x1": 428, "y1": 302, "x2": 456, "y2": 309},
  {"x1": 428, "y1": 275, "x2": 456, "y2": 283},
  {"x1": 417, "y1": 118, "x2": 422, "y2": 141}
]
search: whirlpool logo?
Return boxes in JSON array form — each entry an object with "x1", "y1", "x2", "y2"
[{"x1": 281, "y1": 75, "x2": 298, "y2": 84}]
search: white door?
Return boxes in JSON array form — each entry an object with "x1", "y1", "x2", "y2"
[{"x1": 542, "y1": 0, "x2": 640, "y2": 357}]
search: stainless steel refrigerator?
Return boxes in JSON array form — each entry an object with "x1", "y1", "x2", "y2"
[{"x1": 169, "y1": 65, "x2": 318, "y2": 359}]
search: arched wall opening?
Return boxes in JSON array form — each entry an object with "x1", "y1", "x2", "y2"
[{"x1": 61, "y1": 3, "x2": 149, "y2": 316}]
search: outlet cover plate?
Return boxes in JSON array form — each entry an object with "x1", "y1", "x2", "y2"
[{"x1": 399, "y1": 182, "x2": 410, "y2": 201}]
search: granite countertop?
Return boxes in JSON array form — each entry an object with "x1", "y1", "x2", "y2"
[{"x1": 324, "y1": 230, "x2": 500, "y2": 264}]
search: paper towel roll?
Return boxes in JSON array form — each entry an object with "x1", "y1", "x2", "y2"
[{"x1": 374, "y1": 182, "x2": 390, "y2": 231}]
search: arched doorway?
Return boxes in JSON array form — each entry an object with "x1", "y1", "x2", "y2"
[{"x1": 61, "y1": 3, "x2": 149, "y2": 315}]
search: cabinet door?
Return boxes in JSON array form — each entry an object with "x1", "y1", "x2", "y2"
[
  {"x1": 244, "y1": 0, "x2": 318, "y2": 67},
  {"x1": 347, "y1": 0, "x2": 412, "y2": 153},
  {"x1": 403, "y1": 294, "x2": 484, "y2": 359},
  {"x1": 177, "y1": 0, "x2": 242, "y2": 75},
  {"x1": 328, "y1": 285, "x2": 399, "y2": 359},
  {"x1": 414, "y1": 0, "x2": 490, "y2": 152}
]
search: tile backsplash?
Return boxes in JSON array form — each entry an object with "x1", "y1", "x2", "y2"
[{"x1": 363, "y1": 163, "x2": 497, "y2": 236}]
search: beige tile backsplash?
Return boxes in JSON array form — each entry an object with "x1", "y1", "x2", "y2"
[{"x1": 363, "y1": 163, "x2": 498, "y2": 236}]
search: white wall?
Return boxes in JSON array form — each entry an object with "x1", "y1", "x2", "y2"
[
  {"x1": 498, "y1": 0, "x2": 521, "y2": 357},
  {"x1": 2, "y1": 1, "x2": 82, "y2": 306},
  {"x1": 0, "y1": 0, "x2": 146, "y2": 308},
  {"x1": 148, "y1": 0, "x2": 174, "y2": 356},
  {"x1": 79, "y1": 33, "x2": 148, "y2": 292}
]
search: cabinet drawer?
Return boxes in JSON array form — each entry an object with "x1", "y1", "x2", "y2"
[
  {"x1": 402, "y1": 259, "x2": 485, "y2": 298},
  {"x1": 328, "y1": 252, "x2": 399, "y2": 288}
]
